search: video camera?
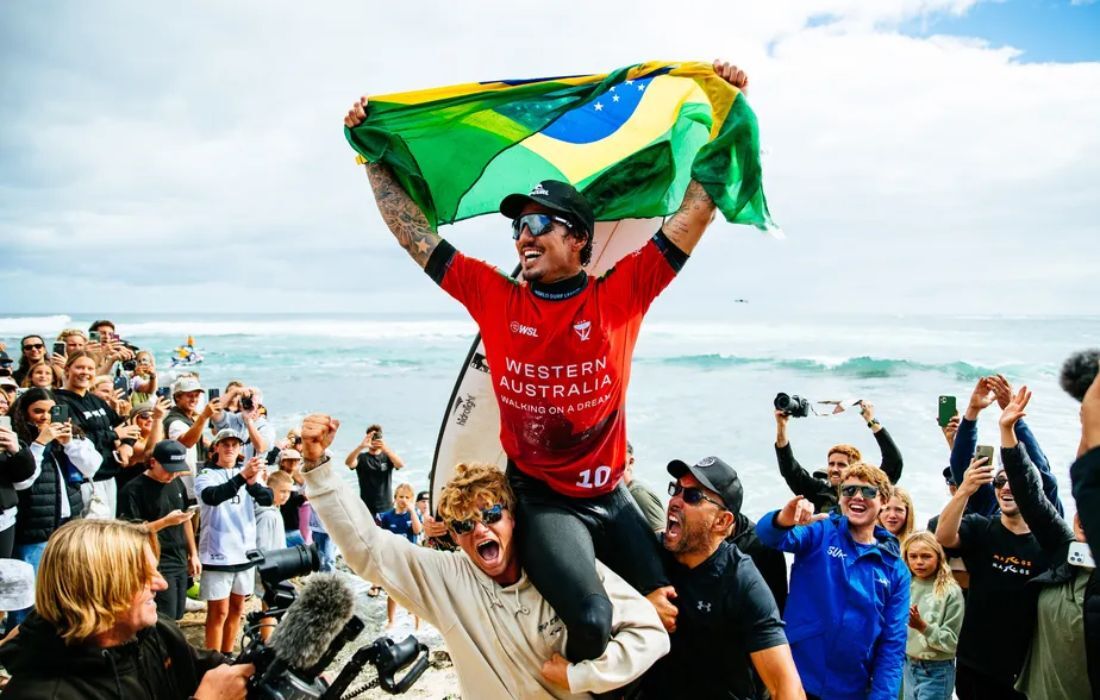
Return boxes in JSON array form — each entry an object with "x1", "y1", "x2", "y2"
[
  {"x1": 237, "y1": 544, "x2": 430, "y2": 699},
  {"x1": 774, "y1": 392, "x2": 810, "y2": 418}
]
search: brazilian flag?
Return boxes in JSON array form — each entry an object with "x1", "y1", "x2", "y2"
[{"x1": 345, "y1": 60, "x2": 774, "y2": 231}]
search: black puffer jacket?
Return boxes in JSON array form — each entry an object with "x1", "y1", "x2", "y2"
[
  {"x1": 54, "y1": 389, "x2": 123, "y2": 481},
  {"x1": 15, "y1": 442, "x2": 84, "y2": 544},
  {"x1": 0, "y1": 611, "x2": 225, "y2": 699}
]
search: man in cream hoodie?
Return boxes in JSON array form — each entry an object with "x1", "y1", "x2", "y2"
[{"x1": 298, "y1": 414, "x2": 669, "y2": 698}]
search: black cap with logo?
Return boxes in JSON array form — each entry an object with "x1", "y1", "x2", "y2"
[
  {"x1": 667, "y1": 456, "x2": 744, "y2": 513},
  {"x1": 499, "y1": 180, "x2": 596, "y2": 235},
  {"x1": 151, "y1": 440, "x2": 191, "y2": 473}
]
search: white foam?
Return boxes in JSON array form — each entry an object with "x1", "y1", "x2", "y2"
[{"x1": 0, "y1": 315, "x2": 73, "y2": 335}]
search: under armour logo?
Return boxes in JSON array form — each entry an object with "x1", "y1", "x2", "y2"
[
  {"x1": 573, "y1": 320, "x2": 591, "y2": 341},
  {"x1": 697, "y1": 601, "x2": 712, "y2": 613},
  {"x1": 530, "y1": 183, "x2": 550, "y2": 196}
]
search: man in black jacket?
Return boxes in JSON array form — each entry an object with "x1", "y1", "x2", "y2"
[
  {"x1": 774, "y1": 399, "x2": 904, "y2": 514},
  {"x1": 0, "y1": 518, "x2": 251, "y2": 699}
]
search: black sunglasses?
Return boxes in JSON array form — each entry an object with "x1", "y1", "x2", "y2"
[
  {"x1": 511, "y1": 213, "x2": 573, "y2": 240},
  {"x1": 449, "y1": 503, "x2": 506, "y2": 535},
  {"x1": 668, "y1": 482, "x2": 726, "y2": 510},
  {"x1": 993, "y1": 474, "x2": 1009, "y2": 489},
  {"x1": 840, "y1": 484, "x2": 880, "y2": 500},
  {"x1": 23, "y1": 343, "x2": 44, "y2": 351}
]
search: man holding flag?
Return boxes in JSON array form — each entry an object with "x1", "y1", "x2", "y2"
[{"x1": 343, "y1": 60, "x2": 755, "y2": 664}]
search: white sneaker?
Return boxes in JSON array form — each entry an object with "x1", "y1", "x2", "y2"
[{"x1": 185, "y1": 598, "x2": 205, "y2": 613}]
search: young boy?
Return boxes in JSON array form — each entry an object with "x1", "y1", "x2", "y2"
[
  {"x1": 375, "y1": 483, "x2": 422, "y2": 629},
  {"x1": 195, "y1": 429, "x2": 273, "y2": 653},
  {"x1": 254, "y1": 469, "x2": 293, "y2": 641}
]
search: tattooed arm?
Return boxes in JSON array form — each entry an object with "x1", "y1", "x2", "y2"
[
  {"x1": 345, "y1": 96, "x2": 442, "y2": 269},
  {"x1": 364, "y1": 162, "x2": 443, "y2": 269}
]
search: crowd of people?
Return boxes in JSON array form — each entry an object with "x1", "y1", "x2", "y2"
[{"x1": 0, "y1": 59, "x2": 1096, "y2": 699}]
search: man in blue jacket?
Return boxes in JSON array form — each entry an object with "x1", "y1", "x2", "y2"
[{"x1": 757, "y1": 462, "x2": 910, "y2": 700}]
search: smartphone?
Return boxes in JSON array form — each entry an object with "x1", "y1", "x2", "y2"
[
  {"x1": 53, "y1": 341, "x2": 66, "y2": 356},
  {"x1": 208, "y1": 388, "x2": 220, "y2": 401},
  {"x1": 0, "y1": 416, "x2": 11, "y2": 430},
  {"x1": 187, "y1": 504, "x2": 202, "y2": 516},
  {"x1": 938, "y1": 395, "x2": 957, "y2": 427},
  {"x1": 50, "y1": 404, "x2": 69, "y2": 423},
  {"x1": 1068, "y1": 541, "x2": 1096, "y2": 569},
  {"x1": 156, "y1": 386, "x2": 171, "y2": 400},
  {"x1": 113, "y1": 375, "x2": 130, "y2": 395},
  {"x1": 89, "y1": 331, "x2": 100, "y2": 343},
  {"x1": 975, "y1": 444, "x2": 995, "y2": 468}
]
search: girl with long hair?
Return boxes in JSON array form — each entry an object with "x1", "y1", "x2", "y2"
[
  {"x1": 903, "y1": 531, "x2": 965, "y2": 699},
  {"x1": 880, "y1": 486, "x2": 916, "y2": 541}
]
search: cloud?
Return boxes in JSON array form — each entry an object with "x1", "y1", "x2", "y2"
[{"x1": 1, "y1": 0, "x2": 1097, "y2": 316}]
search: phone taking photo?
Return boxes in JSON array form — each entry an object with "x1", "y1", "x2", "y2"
[
  {"x1": 975, "y1": 444, "x2": 995, "y2": 468},
  {"x1": 53, "y1": 341, "x2": 66, "y2": 356},
  {"x1": 0, "y1": 416, "x2": 11, "y2": 431},
  {"x1": 50, "y1": 404, "x2": 69, "y2": 423},
  {"x1": 938, "y1": 395, "x2": 957, "y2": 428},
  {"x1": 1068, "y1": 541, "x2": 1096, "y2": 569},
  {"x1": 208, "y1": 388, "x2": 220, "y2": 401}
]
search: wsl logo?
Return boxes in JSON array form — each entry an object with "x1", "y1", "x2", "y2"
[{"x1": 510, "y1": 321, "x2": 539, "y2": 338}]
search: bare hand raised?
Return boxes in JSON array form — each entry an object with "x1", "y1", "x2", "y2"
[
  {"x1": 712, "y1": 60, "x2": 748, "y2": 91},
  {"x1": 998, "y1": 386, "x2": 1031, "y2": 431},
  {"x1": 776, "y1": 495, "x2": 827, "y2": 528},
  {"x1": 344, "y1": 96, "x2": 368, "y2": 129},
  {"x1": 301, "y1": 414, "x2": 341, "y2": 464}
]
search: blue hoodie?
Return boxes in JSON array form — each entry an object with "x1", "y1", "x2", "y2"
[{"x1": 756, "y1": 511, "x2": 910, "y2": 700}]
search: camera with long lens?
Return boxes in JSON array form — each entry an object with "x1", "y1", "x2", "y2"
[
  {"x1": 774, "y1": 392, "x2": 810, "y2": 418},
  {"x1": 236, "y1": 544, "x2": 430, "y2": 698}
]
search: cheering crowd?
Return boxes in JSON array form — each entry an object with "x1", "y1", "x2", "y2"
[
  {"x1": 1, "y1": 338, "x2": 1098, "y2": 700},
  {"x1": 0, "y1": 60, "x2": 1097, "y2": 700}
]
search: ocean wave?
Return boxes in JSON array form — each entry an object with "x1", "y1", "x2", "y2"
[
  {"x1": 0, "y1": 315, "x2": 73, "y2": 335},
  {"x1": 647, "y1": 354, "x2": 1004, "y2": 380}
]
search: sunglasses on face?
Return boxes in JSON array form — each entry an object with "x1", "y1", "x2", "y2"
[
  {"x1": 668, "y1": 482, "x2": 726, "y2": 510},
  {"x1": 449, "y1": 503, "x2": 506, "y2": 535},
  {"x1": 511, "y1": 213, "x2": 573, "y2": 240},
  {"x1": 840, "y1": 484, "x2": 880, "y2": 500},
  {"x1": 23, "y1": 343, "x2": 44, "y2": 351},
  {"x1": 993, "y1": 474, "x2": 1009, "y2": 490}
]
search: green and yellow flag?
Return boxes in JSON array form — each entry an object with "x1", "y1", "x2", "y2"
[{"x1": 345, "y1": 60, "x2": 773, "y2": 231}]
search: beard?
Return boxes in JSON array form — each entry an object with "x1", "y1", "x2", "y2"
[{"x1": 665, "y1": 514, "x2": 713, "y2": 556}]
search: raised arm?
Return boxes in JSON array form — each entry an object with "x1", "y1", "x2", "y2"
[
  {"x1": 774, "y1": 411, "x2": 834, "y2": 510},
  {"x1": 660, "y1": 61, "x2": 747, "y2": 255},
  {"x1": 862, "y1": 401, "x2": 904, "y2": 483},
  {"x1": 344, "y1": 96, "x2": 444, "y2": 269},
  {"x1": 949, "y1": 377, "x2": 997, "y2": 516},
  {"x1": 999, "y1": 387, "x2": 1073, "y2": 555},
  {"x1": 935, "y1": 457, "x2": 992, "y2": 550}
]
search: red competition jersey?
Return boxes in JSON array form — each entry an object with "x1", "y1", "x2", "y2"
[{"x1": 436, "y1": 235, "x2": 680, "y2": 497}]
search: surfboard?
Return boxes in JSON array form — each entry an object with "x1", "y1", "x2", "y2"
[{"x1": 429, "y1": 218, "x2": 661, "y2": 506}]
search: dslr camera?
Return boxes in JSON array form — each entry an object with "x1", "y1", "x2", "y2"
[{"x1": 774, "y1": 392, "x2": 810, "y2": 418}]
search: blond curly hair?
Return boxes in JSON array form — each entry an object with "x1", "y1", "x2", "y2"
[{"x1": 437, "y1": 463, "x2": 515, "y2": 525}]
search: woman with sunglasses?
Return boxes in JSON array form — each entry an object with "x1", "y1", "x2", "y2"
[
  {"x1": 757, "y1": 462, "x2": 911, "y2": 700},
  {"x1": 297, "y1": 414, "x2": 668, "y2": 698}
]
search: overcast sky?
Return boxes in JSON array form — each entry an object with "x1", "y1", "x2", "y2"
[{"x1": 2, "y1": 0, "x2": 1098, "y2": 318}]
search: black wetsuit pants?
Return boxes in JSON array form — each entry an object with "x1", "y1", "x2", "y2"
[{"x1": 508, "y1": 465, "x2": 669, "y2": 663}]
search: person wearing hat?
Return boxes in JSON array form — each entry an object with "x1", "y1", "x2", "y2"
[
  {"x1": 117, "y1": 439, "x2": 200, "y2": 620},
  {"x1": 639, "y1": 457, "x2": 802, "y2": 699},
  {"x1": 164, "y1": 375, "x2": 220, "y2": 503},
  {"x1": 195, "y1": 428, "x2": 272, "y2": 653},
  {"x1": 275, "y1": 448, "x2": 310, "y2": 548},
  {"x1": 343, "y1": 60, "x2": 750, "y2": 663},
  {"x1": 757, "y1": 462, "x2": 910, "y2": 700}
]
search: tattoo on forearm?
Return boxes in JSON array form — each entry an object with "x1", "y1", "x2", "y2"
[
  {"x1": 664, "y1": 180, "x2": 716, "y2": 247},
  {"x1": 365, "y1": 163, "x2": 442, "y2": 268}
]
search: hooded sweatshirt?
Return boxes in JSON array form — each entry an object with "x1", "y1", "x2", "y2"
[
  {"x1": 0, "y1": 611, "x2": 224, "y2": 699},
  {"x1": 54, "y1": 389, "x2": 124, "y2": 481},
  {"x1": 756, "y1": 511, "x2": 911, "y2": 700},
  {"x1": 302, "y1": 457, "x2": 669, "y2": 699}
]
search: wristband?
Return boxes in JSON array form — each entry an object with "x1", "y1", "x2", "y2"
[{"x1": 867, "y1": 419, "x2": 880, "y2": 429}]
